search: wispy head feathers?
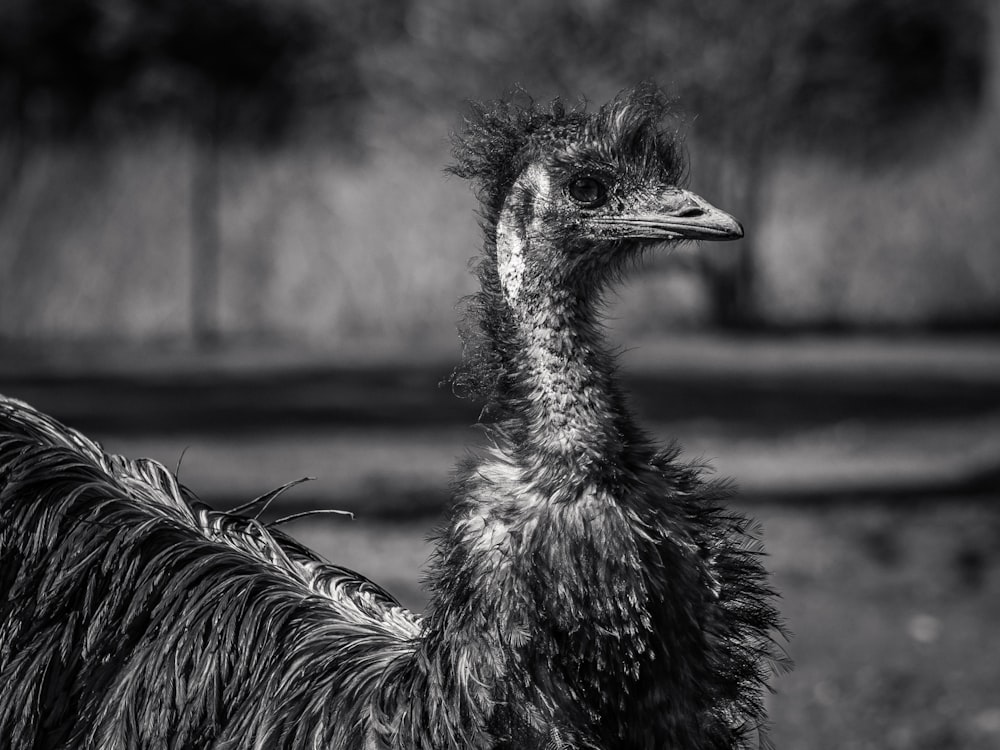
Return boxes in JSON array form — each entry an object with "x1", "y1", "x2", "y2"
[
  {"x1": 448, "y1": 91, "x2": 581, "y2": 224},
  {"x1": 449, "y1": 82, "x2": 686, "y2": 225}
]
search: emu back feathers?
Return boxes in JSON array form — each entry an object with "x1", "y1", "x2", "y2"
[{"x1": 0, "y1": 395, "x2": 419, "y2": 749}]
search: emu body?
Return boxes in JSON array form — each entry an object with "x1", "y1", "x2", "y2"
[{"x1": 0, "y1": 85, "x2": 784, "y2": 749}]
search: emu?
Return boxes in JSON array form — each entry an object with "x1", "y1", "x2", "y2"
[{"x1": 0, "y1": 84, "x2": 785, "y2": 749}]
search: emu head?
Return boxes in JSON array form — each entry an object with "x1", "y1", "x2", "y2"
[
  {"x1": 450, "y1": 83, "x2": 742, "y2": 313},
  {"x1": 449, "y1": 83, "x2": 743, "y2": 398}
]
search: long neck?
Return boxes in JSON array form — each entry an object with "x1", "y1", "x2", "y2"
[
  {"x1": 500, "y1": 284, "x2": 636, "y2": 478},
  {"x1": 486, "y1": 173, "x2": 643, "y2": 480}
]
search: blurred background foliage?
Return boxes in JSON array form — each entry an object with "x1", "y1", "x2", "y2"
[{"x1": 0, "y1": 0, "x2": 997, "y2": 348}]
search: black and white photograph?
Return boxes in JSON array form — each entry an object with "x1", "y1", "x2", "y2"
[{"x1": 1, "y1": 1, "x2": 998, "y2": 748}]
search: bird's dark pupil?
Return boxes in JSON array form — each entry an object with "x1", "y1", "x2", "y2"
[{"x1": 569, "y1": 177, "x2": 606, "y2": 206}]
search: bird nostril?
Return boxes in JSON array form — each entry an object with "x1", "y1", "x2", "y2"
[{"x1": 675, "y1": 204, "x2": 704, "y2": 218}]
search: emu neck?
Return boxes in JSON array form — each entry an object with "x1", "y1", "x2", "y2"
[
  {"x1": 487, "y1": 167, "x2": 636, "y2": 476},
  {"x1": 502, "y1": 284, "x2": 634, "y2": 478}
]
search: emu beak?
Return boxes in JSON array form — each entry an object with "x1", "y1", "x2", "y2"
[{"x1": 598, "y1": 188, "x2": 744, "y2": 242}]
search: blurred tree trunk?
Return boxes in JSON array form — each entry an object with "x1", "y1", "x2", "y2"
[
  {"x1": 696, "y1": 147, "x2": 763, "y2": 329},
  {"x1": 0, "y1": 80, "x2": 27, "y2": 329},
  {"x1": 989, "y1": 1, "x2": 1000, "y2": 120},
  {"x1": 693, "y1": 103, "x2": 773, "y2": 330},
  {"x1": 0, "y1": 83, "x2": 25, "y2": 210},
  {"x1": 190, "y1": 94, "x2": 223, "y2": 347}
]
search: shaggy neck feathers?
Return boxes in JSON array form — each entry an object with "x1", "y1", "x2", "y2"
[
  {"x1": 505, "y1": 285, "x2": 628, "y2": 473},
  {"x1": 488, "y1": 163, "x2": 635, "y2": 476}
]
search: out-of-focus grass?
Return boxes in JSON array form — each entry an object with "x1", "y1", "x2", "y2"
[
  {"x1": 757, "y1": 119, "x2": 1000, "y2": 327},
  {"x1": 2, "y1": 104, "x2": 999, "y2": 345},
  {"x1": 0, "y1": 120, "x2": 480, "y2": 348},
  {"x1": 282, "y1": 499, "x2": 1000, "y2": 750}
]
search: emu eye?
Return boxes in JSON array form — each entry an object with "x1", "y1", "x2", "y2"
[{"x1": 568, "y1": 176, "x2": 608, "y2": 207}]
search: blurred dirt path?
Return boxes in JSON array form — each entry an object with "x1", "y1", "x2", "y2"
[{"x1": 2, "y1": 334, "x2": 998, "y2": 511}]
